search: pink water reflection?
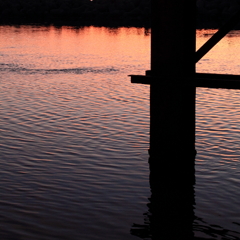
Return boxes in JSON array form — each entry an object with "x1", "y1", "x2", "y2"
[{"x1": 197, "y1": 29, "x2": 240, "y2": 74}]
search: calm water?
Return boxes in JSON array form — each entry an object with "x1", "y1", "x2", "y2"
[{"x1": 0, "y1": 25, "x2": 240, "y2": 239}]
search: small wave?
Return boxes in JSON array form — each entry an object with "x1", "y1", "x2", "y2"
[
  {"x1": 44, "y1": 67, "x2": 118, "y2": 75},
  {"x1": 0, "y1": 64, "x2": 118, "y2": 75}
]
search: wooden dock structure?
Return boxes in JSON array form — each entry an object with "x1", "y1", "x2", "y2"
[
  {"x1": 129, "y1": 2, "x2": 240, "y2": 238},
  {"x1": 130, "y1": 0, "x2": 240, "y2": 161}
]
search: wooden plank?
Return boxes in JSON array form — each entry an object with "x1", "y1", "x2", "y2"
[
  {"x1": 130, "y1": 73, "x2": 240, "y2": 89},
  {"x1": 196, "y1": 73, "x2": 240, "y2": 89},
  {"x1": 129, "y1": 75, "x2": 151, "y2": 84}
]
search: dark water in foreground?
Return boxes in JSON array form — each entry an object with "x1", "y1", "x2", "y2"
[{"x1": 0, "y1": 26, "x2": 240, "y2": 239}]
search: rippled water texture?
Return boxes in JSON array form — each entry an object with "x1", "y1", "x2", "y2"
[
  {"x1": 0, "y1": 26, "x2": 150, "y2": 240},
  {"x1": 195, "y1": 30, "x2": 240, "y2": 239},
  {"x1": 0, "y1": 26, "x2": 240, "y2": 239}
]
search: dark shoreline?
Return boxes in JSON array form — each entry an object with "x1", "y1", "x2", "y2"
[
  {"x1": 1, "y1": 0, "x2": 240, "y2": 29},
  {"x1": 0, "y1": 20, "x2": 151, "y2": 29},
  {"x1": 0, "y1": 0, "x2": 150, "y2": 28},
  {"x1": 0, "y1": 19, "x2": 236, "y2": 30}
]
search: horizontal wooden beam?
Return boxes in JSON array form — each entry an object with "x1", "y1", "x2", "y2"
[
  {"x1": 130, "y1": 72, "x2": 240, "y2": 89},
  {"x1": 130, "y1": 74, "x2": 152, "y2": 84},
  {"x1": 196, "y1": 73, "x2": 240, "y2": 89}
]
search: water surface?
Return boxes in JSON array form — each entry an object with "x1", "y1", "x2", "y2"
[{"x1": 0, "y1": 26, "x2": 240, "y2": 239}]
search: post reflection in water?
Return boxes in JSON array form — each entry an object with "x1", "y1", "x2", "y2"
[
  {"x1": 131, "y1": 153, "x2": 240, "y2": 240},
  {"x1": 131, "y1": 153, "x2": 195, "y2": 240}
]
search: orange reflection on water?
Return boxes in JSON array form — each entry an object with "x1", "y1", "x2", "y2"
[
  {"x1": 196, "y1": 29, "x2": 240, "y2": 74},
  {"x1": 0, "y1": 25, "x2": 150, "y2": 73},
  {"x1": 196, "y1": 29, "x2": 240, "y2": 124}
]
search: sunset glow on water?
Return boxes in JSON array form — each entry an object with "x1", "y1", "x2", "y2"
[
  {"x1": 0, "y1": 25, "x2": 240, "y2": 239},
  {"x1": 197, "y1": 29, "x2": 240, "y2": 74}
]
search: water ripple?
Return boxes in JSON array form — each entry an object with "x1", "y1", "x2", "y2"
[{"x1": 0, "y1": 64, "x2": 119, "y2": 75}]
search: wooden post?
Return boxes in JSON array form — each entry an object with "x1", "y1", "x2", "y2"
[
  {"x1": 130, "y1": 2, "x2": 240, "y2": 238},
  {"x1": 130, "y1": 2, "x2": 196, "y2": 238},
  {"x1": 150, "y1": 0, "x2": 196, "y2": 164}
]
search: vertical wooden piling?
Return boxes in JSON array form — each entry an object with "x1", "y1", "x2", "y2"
[
  {"x1": 150, "y1": 0, "x2": 196, "y2": 163},
  {"x1": 130, "y1": 2, "x2": 196, "y2": 238}
]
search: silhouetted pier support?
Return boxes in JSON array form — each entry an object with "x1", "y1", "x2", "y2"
[
  {"x1": 150, "y1": 0, "x2": 196, "y2": 161},
  {"x1": 130, "y1": 1, "x2": 197, "y2": 181},
  {"x1": 130, "y1": 0, "x2": 240, "y2": 161},
  {"x1": 130, "y1": 1, "x2": 240, "y2": 239},
  {"x1": 131, "y1": 1, "x2": 196, "y2": 239},
  {"x1": 150, "y1": 1, "x2": 240, "y2": 150}
]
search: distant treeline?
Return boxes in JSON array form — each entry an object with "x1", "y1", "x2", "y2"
[
  {"x1": 197, "y1": 0, "x2": 240, "y2": 29},
  {"x1": 0, "y1": 0, "x2": 151, "y2": 26},
  {"x1": 1, "y1": 0, "x2": 240, "y2": 28}
]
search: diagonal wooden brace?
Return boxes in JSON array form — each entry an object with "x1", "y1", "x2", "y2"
[{"x1": 196, "y1": 7, "x2": 240, "y2": 63}]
